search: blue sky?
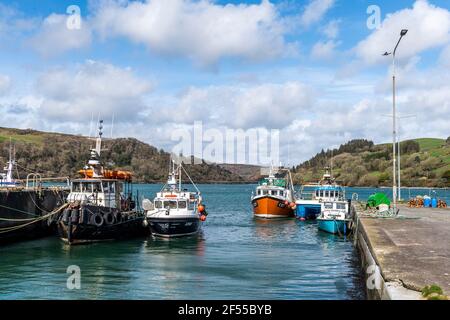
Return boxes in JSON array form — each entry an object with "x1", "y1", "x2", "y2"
[{"x1": 0, "y1": 0, "x2": 449, "y2": 166}]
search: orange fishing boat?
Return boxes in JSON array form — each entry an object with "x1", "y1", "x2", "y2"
[{"x1": 251, "y1": 166, "x2": 296, "y2": 219}]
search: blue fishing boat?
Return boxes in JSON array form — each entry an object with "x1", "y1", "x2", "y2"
[
  {"x1": 317, "y1": 200, "x2": 351, "y2": 235},
  {"x1": 295, "y1": 167, "x2": 345, "y2": 220}
]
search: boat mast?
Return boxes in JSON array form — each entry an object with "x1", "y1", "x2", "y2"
[
  {"x1": 88, "y1": 120, "x2": 104, "y2": 178},
  {"x1": 5, "y1": 138, "x2": 15, "y2": 183}
]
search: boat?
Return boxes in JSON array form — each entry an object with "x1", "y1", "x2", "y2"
[
  {"x1": 143, "y1": 160, "x2": 207, "y2": 238},
  {"x1": 0, "y1": 141, "x2": 19, "y2": 188},
  {"x1": 295, "y1": 167, "x2": 345, "y2": 221},
  {"x1": 317, "y1": 199, "x2": 351, "y2": 235},
  {"x1": 57, "y1": 121, "x2": 147, "y2": 245},
  {"x1": 251, "y1": 165, "x2": 296, "y2": 219}
]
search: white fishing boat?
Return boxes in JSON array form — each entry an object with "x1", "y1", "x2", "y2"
[
  {"x1": 143, "y1": 160, "x2": 207, "y2": 238},
  {"x1": 0, "y1": 142, "x2": 19, "y2": 188},
  {"x1": 295, "y1": 167, "x2": 345, "y2": 220}
]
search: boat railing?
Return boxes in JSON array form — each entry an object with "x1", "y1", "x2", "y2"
[{"x1": 24, "y1": 174, "x2": 70, "y2": 191}]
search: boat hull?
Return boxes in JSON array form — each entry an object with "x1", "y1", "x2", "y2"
[
  {"x1": 147, "y1": 217, "x2": 200, "y2": 238},
  {"x1": 252, "y1": 196, "x2": 294, "y2": 219},
  {"x1": 57, "y1": 205, "x2": 148, "y2": 245},
  {"x1": 295, "y1": 200, "x2": 321, "y2": 220},
  {"x1": 318, "y1": 219, "x2": 349, "y2": 235}
]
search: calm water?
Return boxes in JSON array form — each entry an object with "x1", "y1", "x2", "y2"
[{"x1": 0, "y1": 184, "x2": 379, "y2": 300}]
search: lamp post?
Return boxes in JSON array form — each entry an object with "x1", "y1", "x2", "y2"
[{"x1": 383, "y1": 29, "x2": 408, "y2": 212}]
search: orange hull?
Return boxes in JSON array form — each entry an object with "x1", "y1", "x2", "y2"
[{"x1": 252, "y1": 196, "x2": 294, "y2": 218}]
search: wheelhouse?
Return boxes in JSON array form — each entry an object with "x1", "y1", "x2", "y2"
[{"x1": 67, "y1": 178, "x2": 132, "y2": 208}]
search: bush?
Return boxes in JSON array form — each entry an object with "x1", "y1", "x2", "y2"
[{"x1": 400, "y1": 140, "x2": 420, "y2": 154}]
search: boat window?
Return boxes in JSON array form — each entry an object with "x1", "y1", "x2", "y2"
[
  {"x1": 336, "y1": 203, "x2": 346, "y2": 210},
  {"x1": 163, "y1": 200, "x2": 177, "y2": 209},
  {"x1": 72, "y1": 182, "x2": 81, "y2": 192},
  {"x1": 257, "y1": 190, "x2": 261, "y2": 195},
  {"x1": 178, "y1": 201, "x2": 187, "y2": 209},
  {"x1": 155, "y1": 201, "x2": 162, "y2": 209},
  {"x1": 93, "y1": 182, "x2": 102, "y2": 193},
  {"x1": 102, "y1": 182, "x2": 110, "y2": 193},
  {"x1": 271, "y1": 190, "x2": 277, "y2": 196},
  {"x1": 263, "y1": 190, "x2": 268, "y2": 195},
  {"x1": 324, "y1": 202, "x2": 333, "y2": 209},
  {"x1": 81, "y1": 183, "x2": 91, "y2": 192}
]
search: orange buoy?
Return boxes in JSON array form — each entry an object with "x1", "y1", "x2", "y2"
[
  {"x1": 200, "y1": 215, "x2": 207, "y2": 221},
  {"x1": 284, "y1": 200, "x2": 289, "y2": 205},
  {"x1": 198, "y1": 204, "x2": 205, "y2": 213}
]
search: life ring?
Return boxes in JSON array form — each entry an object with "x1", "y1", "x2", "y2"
[
  {"x1": 104, "y1": 212, "x2": 116, "y2": 225},
  {"x1": 91, "y1": 213, "x2": 104, "y2": 227}
]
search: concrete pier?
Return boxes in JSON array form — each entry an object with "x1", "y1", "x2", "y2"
[{"x1": 355, "y1": 205, "x2": 450, "y2": 300}]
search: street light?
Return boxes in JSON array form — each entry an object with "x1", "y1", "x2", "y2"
[{"x1": 383, "y1": 29, "x2": 408, "y2": 213}]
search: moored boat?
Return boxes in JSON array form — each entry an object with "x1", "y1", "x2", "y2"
[
  {"x1": 317, "y1": 199, "x2": 351, "y2": 235},
  {"x1": 143, "y1": 160, "x2": 207, "y2": 238},
  {"x1": 251, "y1": 166, "x2": 295, "y2": 219},
  {"x1": 57, "y1": 121, "x2": 147, "y2": 245},
  {"x1": 295, "y1": 167, "x2": 344, "y2": 221}
]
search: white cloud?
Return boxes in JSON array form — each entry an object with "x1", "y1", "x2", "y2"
[
  {"x1": 355, "y1": 0, "x2": 450, "y2": 65},
  {"x1": 311, "y1": 40, "x2": 339, "y2": 60},
  {"x1": 321, "y1": 19, "x2": 340, "y2": 39},
  {"x1": 300, "y1": 0, "x2": 334, "y2": 27},
  {"x1": 439, "y1": 44, "x2": 450, "y2": 68},
  {"x1": 93, "y1": 0, "x2": 290, "y2": 65},
  {"x1": 148, "y1": 81, "x2": 315, "y2": 130},
  {"x1": 35, "y1": 60, "x2": 153, "y2": 122},
  {"x1": 0, "y1": 74, "x2": 11, "y2": 95},
  {"x1": 29, "y1": 14, "x2": 92, "y2": 57}
]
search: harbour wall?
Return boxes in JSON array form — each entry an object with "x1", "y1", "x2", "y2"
[{"x1": 0, "y1": 189, "x2": 67, "y2": 245}]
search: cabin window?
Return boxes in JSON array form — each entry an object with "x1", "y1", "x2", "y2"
[
  {"x1": 257, "y1": 190, "x2": 261, "y2": 196},
  {"x1": 336, "y1": 203, "x2": 346, "y2": 210},
  {"x1": 155, "y1": 201, "x2": 162, "y2": 209},
  {"x1": 271, "y1": 190, "x2": 277, "y2": 196},
  {"x1": 164, "y1": 200, "x2": 177, "y2": 209},
  {"x1": 93, "y1": 182, "x2": 102, "y2": 193},
  {"x1": 324, "y1": 202, "x2": 333, "y2": 209},
  {"x1": 103, "y1": 182, "x2": 110, "y2": 193},
  {"x1": 72, "y1": 182, "x2": 81, "y2": 192},
  {"x1": 263, "y1": 190, "x2": 268, "y2": 195},
  {"x1": 178, "y1": 201, "x2": 187, "y2": 209}
]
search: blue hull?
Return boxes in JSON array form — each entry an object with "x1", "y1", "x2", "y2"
[
  {"x1": 295, "y1": 204, "x2": 321, "y2": 220},
  {"x1": 318, "y1": 219, "x2": 349, "y2": 235}
]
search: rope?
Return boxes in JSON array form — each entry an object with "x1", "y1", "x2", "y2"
[
  {"x1": 0, "y1": 203, "x2": 68, "y2": 233},
  {"x1": 0, "y1": 202, "x2": 41, "y2": 217}
]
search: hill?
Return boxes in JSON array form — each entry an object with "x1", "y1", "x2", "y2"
[
  {"x1": 0, "y1": 127, "x2": 244, "y2": 183},
  {"x1": 218, "y1": 164, "x2": 263, "y2": 182},
  {"x1": 292, "y1": 138, "x2": 450, "y2": 187}
]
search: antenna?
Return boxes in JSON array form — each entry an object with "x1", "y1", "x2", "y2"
[
  {"x1": 110, "y1": 113, "x2": 115, "y2": 139},
  {"x1": 88, "y1": 112, "x2": 94, "y2": 138},
  {"x1": 95, "y1": 119, "x2": 103, "y2": 156}
]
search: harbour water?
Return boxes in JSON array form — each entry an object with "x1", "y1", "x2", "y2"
[{"x1": 1, "y1": 184, "x2": 447, "y2": 300}]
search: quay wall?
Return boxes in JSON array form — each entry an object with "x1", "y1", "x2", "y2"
[{"x1": 0, "y1": 189, "x2": 67, "y2": 245}]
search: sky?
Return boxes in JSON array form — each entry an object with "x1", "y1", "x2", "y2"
[{"x1": 0, "y1": 0, "x2": 449, "y2": 167}]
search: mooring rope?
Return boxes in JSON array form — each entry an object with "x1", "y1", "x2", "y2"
[{"x1": 0, "y1": 203, "x2": 68, "y2": 233}]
